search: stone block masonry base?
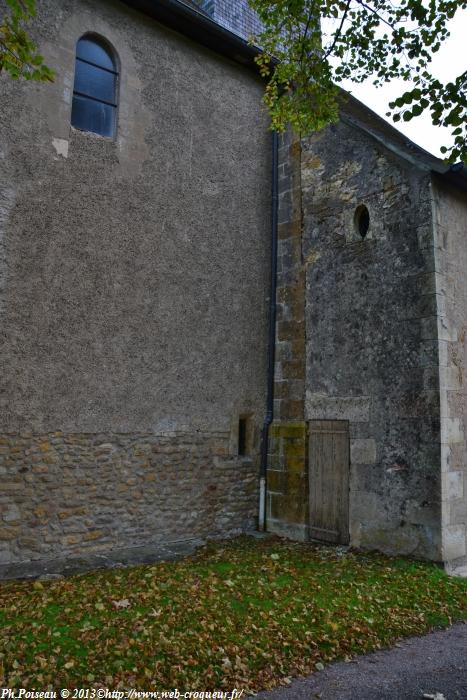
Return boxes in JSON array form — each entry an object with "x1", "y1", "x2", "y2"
[
  {"x1": 0, "y1": 432, "x2": 257, "y2": 574},
  {"x1": 266, "y1": 421, "x2": 308, "y2": 541}
]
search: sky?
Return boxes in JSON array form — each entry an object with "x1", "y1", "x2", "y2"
[{"x1": 333, "y1": 10, "x2": 467, "y2": 159}]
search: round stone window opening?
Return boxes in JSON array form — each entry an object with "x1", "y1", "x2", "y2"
[{"x1": 354, "y1": 204, "x2": 370, "y2": 239}]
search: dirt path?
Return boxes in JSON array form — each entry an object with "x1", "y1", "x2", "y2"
[{"x1": 255, "y1": 623, "x2": 467, "y2": 700}]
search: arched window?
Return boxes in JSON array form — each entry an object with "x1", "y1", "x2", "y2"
[{"x1": 71, "y1": 35, "x2": 118, "y2": 138}]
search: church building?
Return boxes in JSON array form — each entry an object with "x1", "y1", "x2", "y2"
[{"x1": 0, "y1": 0, "x2": 466, "y2": 578}]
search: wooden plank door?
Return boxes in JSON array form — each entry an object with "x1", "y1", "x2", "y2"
[{"x1": 308, "y1": 420, "x2": 349, "y2": 544}]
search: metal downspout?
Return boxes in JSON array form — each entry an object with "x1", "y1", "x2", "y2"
[{"x1": 259, "y1": 130, "x2": 279, "y2": 532}]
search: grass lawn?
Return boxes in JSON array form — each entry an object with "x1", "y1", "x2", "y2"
[{"x1": 0, "y1": 536, "x2": 466, "y2": 692}]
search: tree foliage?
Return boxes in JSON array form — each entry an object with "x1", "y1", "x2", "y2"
[
  {"x1": 0, "y1": 0, "x2": 53, "y2": 81},
  {"x1": 249, "y1": 0, "x2": 467, "y2": 163}
]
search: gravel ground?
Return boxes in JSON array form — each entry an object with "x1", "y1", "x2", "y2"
[{"x1": 255, "y1": 623, "x2": 467, "y2": 700}]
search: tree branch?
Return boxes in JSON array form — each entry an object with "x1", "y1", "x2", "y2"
[
  {"x1": 323, "y1": 0, "x2": 352, "y2": 60},
  {"x1": 352, "y1": 0, "x2": 395, "y2": 29}
]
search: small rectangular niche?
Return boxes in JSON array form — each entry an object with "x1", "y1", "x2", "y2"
[
  {"x1": 238, "y1": 418, "x2": 247, "y2": 456},
  {"x1": 237, "y1": 415, "x2": 253, "y2": 457}
]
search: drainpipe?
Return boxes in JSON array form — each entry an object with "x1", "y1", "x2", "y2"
[{"x1": 259, "y1": 129, "x2": 279, "y2": 532}]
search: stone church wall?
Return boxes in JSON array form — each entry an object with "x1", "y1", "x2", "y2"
[
  {"x1": 303, "y1": 123, "x2": 442, "y2": 561},
  {"x1": 432, "y1": 179, "x2": 467, "y2": 570},
  {"x1": 0, "y1": 431, "x2": 256, "y2": 566},
  {"x1": 268, "y1": 118, "x2": 445, "y2": 561},
  {"x1": 0, "y1": 0, "x2": 270, "y2": 571}
]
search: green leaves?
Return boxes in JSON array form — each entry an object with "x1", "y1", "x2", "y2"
[
  {"x1": 388, "y1": 70, "x2": 467, "y2": 161},
  {"x1": 248, "y1": 0, "x2": 467, "y2": 163},
  {"x1": 0, "y1": 0, "x2": 54, "y2": 82},
  {"x1": 249, "y1": 0, "x2": 340, "y2": 133}
]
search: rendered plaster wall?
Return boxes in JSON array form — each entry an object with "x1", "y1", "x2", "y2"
[
  {"x1": 432, "y1": 179, "x2": 467, "y2": 570},
  {"x1": 300, "y1": 121, "x2": 442, "y2": 560},
  {"x1": 0, "y1": 0, "x2": 270, "y2": 568}
]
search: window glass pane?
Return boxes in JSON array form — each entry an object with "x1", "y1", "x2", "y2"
[
  {"x1": 76, "y1": 37, "x2": 115, "y2": 71},
  {"x1": 71, "y1": 94, "x2": 115, "y2": 137},
  {"x1": 74, "y1": 59, "x2": 116, "y2": 103}
]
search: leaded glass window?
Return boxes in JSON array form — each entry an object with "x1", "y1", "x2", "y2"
[{"x1": 71, "y1": 36, "x2": 118, "y2": 138}]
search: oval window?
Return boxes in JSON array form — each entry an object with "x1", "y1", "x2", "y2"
[{"x1": 354, "y1": 204, "x2": 370, "y2": 239}]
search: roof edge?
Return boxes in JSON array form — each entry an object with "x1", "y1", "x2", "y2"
[
  {"x1": 120, "y1": 0, "x2": 262, "y2": 70},
  {"x1": 338, "y1": 91, "x2": 467, "y2": 194},
  {"x1": 112, "y1": 3, "x2": 467, "y2": 194}
]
